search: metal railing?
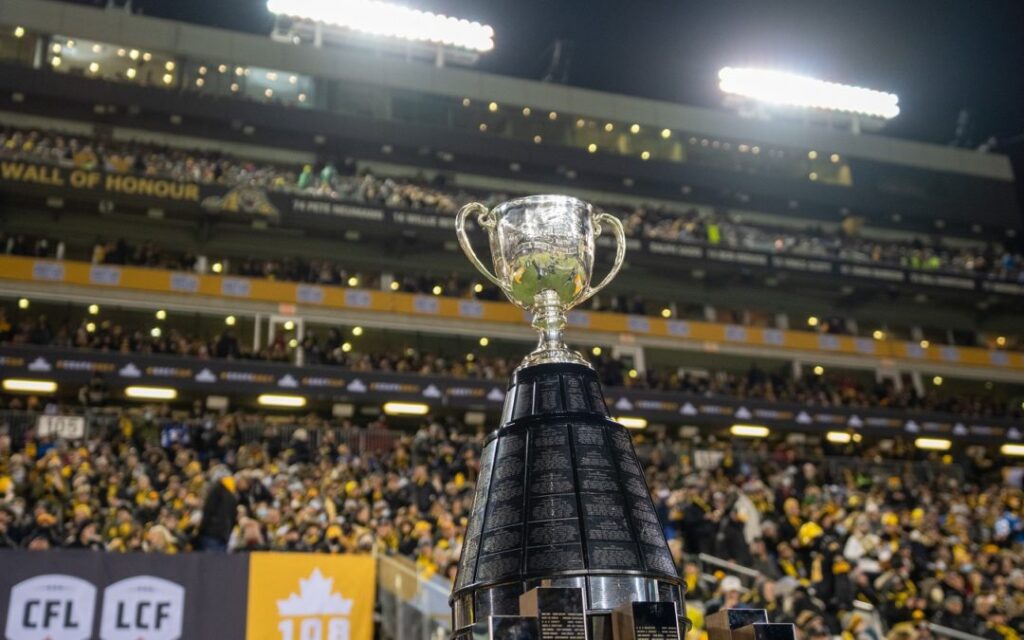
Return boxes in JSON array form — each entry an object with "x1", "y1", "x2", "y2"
[
  {"x1": 0, "y1": 408, "x2": 122, "y2": 443},
  {"x1": 928, "y1": 623, "x2": 991, "y2": 640},
  {"x1": 377, "y1": 554, "x2": 452, "y2": 640}
]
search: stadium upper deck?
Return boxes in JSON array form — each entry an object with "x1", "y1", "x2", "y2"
[{"x1": 0, "y1": 0, "x2": 1018, "y2": 239}]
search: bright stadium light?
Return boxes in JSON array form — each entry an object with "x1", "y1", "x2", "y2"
[
  {"x1": 914, "y1": 437, "x2": 951, "y2": 451},
  {"x1": 826, "y1": 431, "x2": 852, "y2": 444},
  {"x1": 258, "y1": 394, "x2": 307, "y2": 408},
  {"x1": 1001, "y1": 444, "x2": 1024, "y2": 457},
  {"x1": 615, "y1": 416, "x2": 648, "y2": 430},
  {"x1": 3, "y1": 379, "x2": 57, "y2": 394},
  {"x1": 731, "y1": 424, "x2": 770, "y2": 438},
  {"x1": 718, "y1": 67, "x2": 900, "y2": 119},
  {"x1": 266, "y1": 0, "x2": 495, "y2": 52},
  {"x1": 125, "y1": 386, "x2": 178, "y2": 400},
  {"x1": 383, "y1": 401, "x2": 430, "y2": 416}
]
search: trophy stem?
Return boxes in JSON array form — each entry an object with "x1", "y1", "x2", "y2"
[{"x1": 518, "y1": 290, "x2": 591, "y2": 370}]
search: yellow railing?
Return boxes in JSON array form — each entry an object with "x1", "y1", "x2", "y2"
[{"x1": 1, "y1": 255, "x2": 1022, "y2": 372}]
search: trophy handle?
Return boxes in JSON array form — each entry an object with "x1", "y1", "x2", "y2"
[
  {"x1": 456, "y1": 202, "x2": 508, "y2": 294},
  {"x1": 580, "y1": 211, "x2": 626, "y2": 303}
]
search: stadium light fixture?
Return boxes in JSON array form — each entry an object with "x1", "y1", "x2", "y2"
[
  {"x1": 266, "y1": 0, "x2": 495, "y2": 52},
  {"x1": 383, "y1": 401, "x2": 430, "y2": 416},
  {"x1": 1001, "y1": 444, "x2": 1024, "y2": 457},
  {"x1": 258, "y1": 394, "x2": 306, "y2": 408},
  {"x1": 3, "y1": 379, "x2": 57, "y2": 394},
  {"x1": 826, "y1": 431, "x2": 852, "y2": 444},
  {"x1": 615, "y1": 417, "x2": 648, "y2": 430},
  {"x1": 718, "y1": 67, "x2": 900, "y2": 119},
  {"x1": 731, "y1": 424, "x2": 770, "y2": 438},
  {"x1": 914, "y1": 437, "x2": 951, "y2": 451},
  {"x1": 125, "y1": 386, "x2": 178, "y2": 400}
]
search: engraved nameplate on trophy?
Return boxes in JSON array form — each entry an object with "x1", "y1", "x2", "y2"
[
  {"x1": 489, "y1": 615, "x2": 541, "y2": 640},
  {"x1": 456, "y1": 438, "x2": 498, "y2": 589},
  {"x1": 519, "y1": 587, "x2": 589, "y2": 640},
  {"x1": 564, "y1": 374, "x2": 589, "y2": 411},
  {"x1": 734, "y1": 623, "x2": 797, "y2": 640},
  {"x1": 706, "y1": 609, "x2": 769, "y2": 640},
  {"x1": 612, "y1": 601, "x2": 680, "y2": 640},
  {"x1": 525, "y1": 422, "x2": 584, "y2": 574},
  {"x1": 477, "y1": 432, "x2": 526, "y2": 583},
  {"x1": 536, "y1": 377, "x2": 563, "y2": 412}
]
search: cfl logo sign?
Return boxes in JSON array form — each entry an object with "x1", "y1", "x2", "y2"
[
  {"x1": 5, "y1": 575, "x2": 95, "y2": 640},
  {"x1": 5, "y1": 575, "x2": 184, "y2": 640},
  {"x1": 99, "y1": 576, "x2": 184, "y2": 640}
]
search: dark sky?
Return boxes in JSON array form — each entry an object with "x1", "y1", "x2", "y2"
[{"x1": 130, "y1": 0, "x2": 1024, "y2": 150}]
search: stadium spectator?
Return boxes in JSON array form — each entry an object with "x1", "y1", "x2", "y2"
[{"x1": 197, "y1": 464, "x2": 238, "y2": 551}]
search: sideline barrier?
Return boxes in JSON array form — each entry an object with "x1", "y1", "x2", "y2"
[
  {"x1": 377, "y1": 554, "x2": 451, "y2": 640},
  {"x1": 0, "y1": 550, "x2": 375, "y2": 640}
]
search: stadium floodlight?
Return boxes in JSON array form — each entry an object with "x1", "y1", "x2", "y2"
[
  {"x1": 730, "y1": 424, "x2": 770, "y2": 438},
  {"x1": 615, "y1": 416, "x2": 648, "y2": 430},
  {"x1": 1001, "y1": 444, "x2": 1024, "y2": 457},
  {"x1": 914, "y1": 437, "x2": 952, "y2": 451},
  {"x1": 266, "y1": 0, "x2": 495, "y2": 52},
  {"x1": 383, "y1": 401, "x2": 430, "y2": 416},
  {"x1": 125, "y1": 386, "x2": 178, "y2": 400},
  {"x1": 3, "y1": 379, "x2": 57, "y2": 394},
  {"x1": 258, "y1": 394, "x2": 307, "y2": 408},
  {"x1": 826, "y1": 431, "x2": 852, "y2": 444},
  {"x1": 718, "y1": 67, "x2": 900, "y2": 119}
]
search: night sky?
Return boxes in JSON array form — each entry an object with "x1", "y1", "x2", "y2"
[{"x1": 73, "y1": 0, "x2": 1024, "y2": 159}]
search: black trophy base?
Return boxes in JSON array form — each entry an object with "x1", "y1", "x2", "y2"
[
  {"x1": 449, "y1": 363, "x2": 687, "y2": 639},
  {"x1": 707, "y1": 609, "x2": 796, "y2": 640},
  {"x1": 461, "y1": 586, "x2": 688, "y2": 640}
]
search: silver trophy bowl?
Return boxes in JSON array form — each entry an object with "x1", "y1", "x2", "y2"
[{"x1": 456, "y1": 195, "x2": 625, "y2": 369}]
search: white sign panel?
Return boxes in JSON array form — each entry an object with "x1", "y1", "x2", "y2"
[
  {"x1": 99, "y1": 576, "x2": 185, "y2": 640},
  {"x1": 5, "y1": 575, "x2": 97, "y2": 640},
  {"x1": 35, "y1": 415, "x2": 86, "y2": 440}
]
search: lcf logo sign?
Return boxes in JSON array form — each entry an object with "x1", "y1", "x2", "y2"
[{"x1": 5, "y1": 574, "x2": 185, "y2": 640}]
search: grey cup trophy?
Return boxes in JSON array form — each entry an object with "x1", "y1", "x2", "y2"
[
  {"x1": 449, "y1": 195, "x2": 687, "y2": 640},
  {"x1": 456, "y1": 194, "x2": 626, "y2": 369}
]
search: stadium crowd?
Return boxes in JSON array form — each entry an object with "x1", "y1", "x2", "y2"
[
  {"x1": 0, "y1": 408, "x2": 1020, "y2": 639},
  {"x1": 1, "y1": 304, "x2": 1020, "y2": 420},
  {"x1": 3, "y1": 231, "x2": 1019, "y2": 351},
  {"x1": 3, "y1": 125, "x2": 1023, "y2": 282}
]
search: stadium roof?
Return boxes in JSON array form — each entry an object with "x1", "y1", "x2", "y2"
[
  {"x1": 81, "y1": 0, "x2": 1024, "y2": 152},
  {"x1": 4, "y1": 0, "x2": 1014, "y2": 184}
]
